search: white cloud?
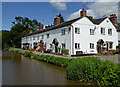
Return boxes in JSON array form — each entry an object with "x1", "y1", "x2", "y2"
[
  {"x1": 67, "y1": 2, "x2": 119, "y2": 20},
  {"x1": 49, "y1": 0, "x2": 71, "y2": 10},
  {"x1": 67, "y1": 9, "x2": 81, "y2": 20}
]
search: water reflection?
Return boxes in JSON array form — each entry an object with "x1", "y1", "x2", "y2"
[{"x1": 3, "y1": 50, "x2": 95, "y2": 85}]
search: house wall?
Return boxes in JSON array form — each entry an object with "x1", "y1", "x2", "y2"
[
  {"x1": 21, "y1": 17, "x2": 118, "y2": 55},
  {"x1": 21, "y1": 25, "x2": 72, "y2": 54},
  {"x1": 118, "y1": 32, "x2": 120, "y2": 45},
  {"x1": 72, "y1": 17, "x2": 118, "y2": 55}
]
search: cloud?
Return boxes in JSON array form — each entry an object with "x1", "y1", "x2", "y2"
[
  {"x1": 67, "y1": 2, "x2": 119, "y2": 21},
  {"x1": 67, "y1": 9, "x2": 81, "y2": 20},
  {"x1": 49, "y1": 0, "x2": 71, "y2": 10}
]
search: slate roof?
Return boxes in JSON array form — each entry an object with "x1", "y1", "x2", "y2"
[
  {"x1": 25, "y1": 17, "x2": 82, "y2": 36},
  {"x1": 25, "y1": 17, "x2": 110, "y2": 37},
  {"x1": 91, "y1": 17, "x2": 107, "y2": 24}
]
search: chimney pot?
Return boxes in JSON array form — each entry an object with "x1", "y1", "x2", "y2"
[
  {"x1": 39, "y1": 23, "x2": 43, "y2": 31},
  {"x1": 80, "y1": 8, "x2": 87, "y2": 17},
  {"x1": 54, "y1": 15, "x2": 60, "y2": 25},
  {"x1": 109, "y1": 14, "x2": 117, "y2": 25},
  {"x1": 30, "y1": 29, "x2": 33, "y2": 33}
]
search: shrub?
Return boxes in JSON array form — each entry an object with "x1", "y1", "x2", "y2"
[
  {"x1": 66, "y1": 57, "x2": 120, "y2": 86},
  {"x1": 23, "y1": 51, "x2": 33, "y2": 57},
  {"x1": 111, "y1": 50, "x2": 116, "y2": 55},
  {"x1": 15, "y1": 50, "x2": 20, "y2": 53},
  {"x1": 116, "y1": 45, "x2": 120, "y2": 49},
  {"x1": 61, "y1": 49, "x2": 69, "y2": 55}
]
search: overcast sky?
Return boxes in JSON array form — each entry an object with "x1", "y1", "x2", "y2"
[{"x1": 1, "y1": 0, "x2": 120, "y2": 30}]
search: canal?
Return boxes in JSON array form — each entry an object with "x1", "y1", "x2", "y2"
[
  {"x1": 2, "y1": 50, "x2": 119, "y2": 85},
  {"x1": 2, "y1": 50, "x2": 92, "y2": 85}
]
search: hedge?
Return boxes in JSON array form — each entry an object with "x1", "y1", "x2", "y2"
[
  {"x1": 61, "y1": 49, "x2": 69, "y2": 55},
  {"x1": 66, "y1": 57, "x2": 120, "y2": 86}
]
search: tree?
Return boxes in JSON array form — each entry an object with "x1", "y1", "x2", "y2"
[{"x1": 2, "y1": 16, "x2": 40, "y2": 48}]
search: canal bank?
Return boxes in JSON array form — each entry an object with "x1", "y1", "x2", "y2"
[
  {"x1": 7, "y1": 48, "x2": 120, "y2": 86},
  {"x1": 2, "y1": 50, "x2": 97, "y2": 85}
]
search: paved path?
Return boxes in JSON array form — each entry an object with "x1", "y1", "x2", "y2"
[{"x1": 11, "y1": 47, "x2": 73, "y2": 59}]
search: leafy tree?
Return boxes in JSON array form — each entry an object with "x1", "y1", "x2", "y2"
[{"x1": 2, "y1": 16, "x2": 40, "y2": 48}]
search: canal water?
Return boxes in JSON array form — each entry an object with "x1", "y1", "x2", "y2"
[{"x1": 2, "y1": 50, "x2": 95, "y2": 85}]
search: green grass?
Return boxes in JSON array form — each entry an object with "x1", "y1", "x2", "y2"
[{"x1": 9, "y1": 48, "x2": 120, "y2": 86}]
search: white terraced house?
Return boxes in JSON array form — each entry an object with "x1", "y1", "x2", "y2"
[{"x1": 21, "y1": 9, "x2": 118, "y2": 55}]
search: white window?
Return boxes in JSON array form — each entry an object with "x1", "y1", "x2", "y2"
[
  {"x1": 90, "y1": 43, "x2": 94, "y2": 49},
  {"x1": 75, "y1": 27, "x2": 80, "y2": 34},
  {"x1": 42, "y1": 35, "x2": 44, "y2": 39},
  {"x1": 37, "y1": 36, "x2": 39, "y2": 40},
  {"x1": 62, "y1": 43, "x2": 66, "y2": 49},
  {"x1": 101, "y1": 28, "x2": 105, "y2": 35},
  {"x1": 47, "y1": 34, "x2": 49, "y2": 38},
  {"x1": 30, "y1": 37, "x2": 32, "y2": 41},
  {"x1": 90, "y1": 29, "x2": 94, "y2": 35},
  {"x1": 75, "y1": 43, "x2": 80, "y2": 49},
  {"x1": 50, "y1": 44, "x2": 52, "y2": 48},
  {"x1": 33, "y1": 36, "x2": 35, "y2": 40},
  {"x1": 61, "y1": 29, "x2": 65, "y2": 35},
  {"x1": 108, "y1": 29, "x2": 112, "y2": 35}
]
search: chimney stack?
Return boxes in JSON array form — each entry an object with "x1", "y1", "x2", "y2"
[
  {"x1": 109, "y1": 14, "x2": 117, "y2": 25},
  {"x1": 54, "y1": 15, "x2": 60, "y2": 26},
  {"x1": 80, "y1": 8, "x2": 87, "y2": 17},
  {"x1": 29, "y1": 29, "x2": 33, "y2": 33},
  {"x1": 39, "y1": 23, "x2": 43, "y2": 31}
]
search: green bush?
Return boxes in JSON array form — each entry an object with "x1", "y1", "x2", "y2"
[
  {"x1": 66, "y1": 57, "x2": 120, "y2": 86},
  {"x1": 111, "y1": 50, "x2": 116, "y2": 55},
  {"x1": 15, "y1": 50, "x2": 20, "y2": 53},
  {"x1": 32, "y1": 54, "x2": 70, "y2": 67},
  {"x1": 61, "y1": 49, "x2": 69, "y2": 55},
  {"x1": 116, "y1": 45, "x2": 120, "y2": 49},
  {"x1": 23, "y1": 51, "x2": 33, "y2": 57}
]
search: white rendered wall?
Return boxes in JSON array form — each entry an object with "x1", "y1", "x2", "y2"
[
  {"x1": 72, "y1": 17, "x2": 118, "y2": 55},
  {"x1": 118, "y1": 32, "x2": 120, "y2": 45},
  {"x1": 23, "y1": 25, "x2": 72, "y2": 54}
]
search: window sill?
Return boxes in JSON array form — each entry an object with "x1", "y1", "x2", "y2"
[
  {"x1": 90, "y1": 34, "x2": 94, "y2": 35},
  {"x1": 108, "y1": 34, "x2": 112, "y2": 36},
  {"x1": 75, "y1": 33, "x2": 80, "y2": 34},
  {"x1": 61, "y1": 34, "x2": 65, "y2": 35},
  {"x1": 75, "y1": 48, "x2": 80, "y2": 49}
]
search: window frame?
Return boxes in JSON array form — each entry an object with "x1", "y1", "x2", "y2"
[
  {"x1": 61, "y1": 29, "x2": 65, "y2": 35},
  {"x1": 50, "y1": 44, "x2": 52, "y2": 48},
  {"x1": 37, "y1": 36, "x2": 39, "y2": 40},
  {"x1": 108, "y1": 29, "x2": 112, "y2": 35},
  {"x1": 75, "y1": 43, "x2": 80, "y2": 49},
  {"x1": 75, "y1": 27, "x2": 80, "y2": 34},
  {"x1": 90, "y1": 29, "x2": 94, "y2": 35},
  {"x1": 90, "y1": 43, "x2": 94, "y2": 49},
  {"x1": 42, "y1": 35, "x2": 44, "y2": 39},
  {"x1": 33, "y1": 36, "x2": 35, "y2": 40},
  {"x1": 47, "y1": 34, "x2": 49, "y2": 38},
  {"x1": 62, "y1": 43, "x2": 66, "y2": 49},
  {"x1": 101, "y1": 27, "x2": 105, "y2": 35}
]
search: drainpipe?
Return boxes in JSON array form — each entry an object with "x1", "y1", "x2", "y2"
[{"x1": 71, "y1": 25, "x2": 74, "y2": 55}]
